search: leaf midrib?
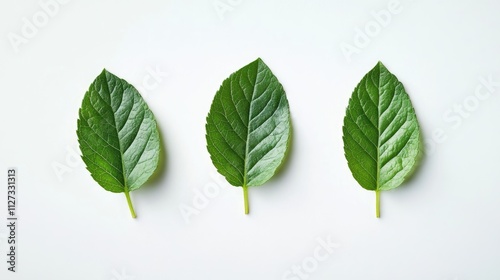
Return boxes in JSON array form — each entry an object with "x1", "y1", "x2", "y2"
[
  {"x1": 376, "y1": 64, "x2": 382, "y2": 192},
  {"x1": 242, "y1": 64, "x2": 260, "y2": 187},
  {"x1": 100, "y1": 75, "x2": 129, "y2": 192}
]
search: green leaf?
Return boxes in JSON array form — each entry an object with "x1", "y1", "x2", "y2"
[
  {"x1": 77, "y1": 69, "x2": 161, "y2": 218},
  {"x1": 342, "y1": 62, "x2": 421, "y2": 218},
  {"x1": 205, "y1": 58, "x2": 291, "y2": 214}
]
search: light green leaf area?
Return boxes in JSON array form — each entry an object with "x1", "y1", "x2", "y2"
[
  {"x1": 343, "y1": 62, "x2": 421, "y2": 216},
  {"x1": 77, "y1": 69, "x2": 160, "y2": 218},
  {"x1": 206, "y1": 58, "x2": 291, "y2": 214}
]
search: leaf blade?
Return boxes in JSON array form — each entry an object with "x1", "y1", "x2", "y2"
[
  {"x1": 77, "y1": 69, "x2": 161, "y2": 196},
  {"x1": 343, "y1": 62, "x2": 421, "y2": 193},
  {"x1": 206, "y1": 58, "x2": 291, "y2": 211}
]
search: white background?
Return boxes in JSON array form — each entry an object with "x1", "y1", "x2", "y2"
[{"x1": 1, "y1": 0, "x2": 500, "y2": 279}]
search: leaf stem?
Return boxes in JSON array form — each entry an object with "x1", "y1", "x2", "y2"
[
  {"x1": 243, "y1": 185, "x2": 249, "y2": 215},
  {"x1": 125, "y1": 191, "x2": 137, "y2": 219},
  {"x1": 376, "y1": 190, "x2": 381, "y2": 218}
]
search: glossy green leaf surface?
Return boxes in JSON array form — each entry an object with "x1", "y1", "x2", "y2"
[
  {"x1": 77, "y1": 69, "x2": 160, "y2": 218},
  {"x1": 206, "y1": 58, "x2": 291, "y2": 214},
  {"x1": 342, "y1": 62, "x2": 421, "y2": 217}
]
